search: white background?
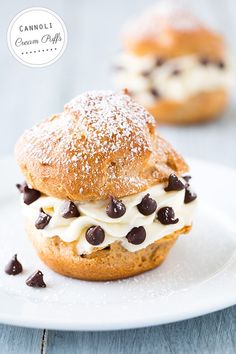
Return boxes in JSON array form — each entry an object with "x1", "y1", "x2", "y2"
[{"x1": 0, "y1": 0, "x2": 235, "y2": 168}]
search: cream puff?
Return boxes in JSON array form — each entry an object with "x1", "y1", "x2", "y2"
[
  {"x1": 113, "y1": 2, "x2": 231, "y2": 124},
  {"x1": 15, "y1": 90, "x2": 197, "y2": 281}
]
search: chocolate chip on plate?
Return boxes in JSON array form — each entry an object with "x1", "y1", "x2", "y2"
[
  {"x1": 26, "y1": 270, "x2": 46, "y2": 288},
  {"x1": 35, "y1": 208, "x2": 51, "y2": 229},
  {"x1": 164, "y1": 174, "x2": 185, "y2": 192},
  {"x1": 184, "y1": 187, "x2": 197, "y2": 204},
  {"x1": 171, "y1": 68, "x2": 181, "y2": 76},
  {"x1": 150, "y1": 88, "x2": 160, "y2": 98},
  {"x1": 5, "y1": 254, "x2": 23, "y2": 275},
  {"x1": 16, "y1": 181, "x2": 27, "y2": 193},
  {"x1": 137, "y1": 194, "x2": 157, "y2": 215},
  {"x1": 182, "y1": 175, "x2": 192, "y2": 183},
  {"x1": 23, "y1": 185, "x2": 41, "y2": 205},
  {"x1": 157, "y1": 207, "x2": 179, "y2": 225},
  {"x1": 85, "y1": 226, "x2": 105, "y2": 245},
  {"x1": 155, "y1": 57, "x2": 165, "y2": 67},
  {"x1": 199, "y1": 57, "x2": 210, "y2": 66},
  {"x1": 141, "y1": 70, "x2": 151, "y2": 77},
  {"x1": 61, "y1": 201, "x2": 80, "y2": 218},
  {"x1": 106, "y1": 196, "x2": 126, "y2": 218},
  {"x1": 126, "y1": 226, "x2": 146, "y2": 245}
]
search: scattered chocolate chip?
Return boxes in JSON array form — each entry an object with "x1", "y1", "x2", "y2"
[
  {"x1": 23, "y1": 185, "x2": 41, "y2": 205},
  {"x1": 199, "y1": 57, "x2": 210, "y2": 66},
  {"x1": 164, "y1": 174, "x2": 185, "y2": 192},
  {"x1": 126, "y1": 226, "x2": 146, "y2": 245},
  {"x1": 155, "y1": 57, "x2": 165, "y2": 66},
  {"x1": 150, "y1": 88, "x2": 160, "y2": 98},
  {"x1": 171, "y1": 68, "x2": 181, "y2": 76},
  {"x1": 137, "y1": 194, "x2": 157, "y2": 215},
  {"x1": 106, "y1": 196, "x2": 126, "y2": 218},
  {"x1": 141, "y1": 70, "x2": 151, "y2": 77},
  {"x1": 157, "y1": 207, "x2": 179, "y2": 225},
  {"x1": 26, "y1": 270, "x2": 46, "y2": 288},
  {"x1": 184, "y1": 187, "x2": 197, "y2": 204},
  {"x1": 35, "y1": 208, "x2": 51, "y2": 229},
  {"x1": 5, "y1": 254, "x2": 23, "y2": 275},
  {"x1": 85, "y1": 226, "x2": 105, "y2": 245},
  {"x1": 216, "y1": 60, "x2": 225, "y2": 69},
  {"x1": 16, "y1": 181, "x2": 27, "y2": 193},
  {"x1": 182, "y1": 175, "x2": 192, "y2": 183},
  {"x1": 61, "y1": 201, "x2": 80, "y2": 218}
]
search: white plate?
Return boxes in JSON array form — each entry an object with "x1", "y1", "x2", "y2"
[{"x1": 0, "y1": 156, "x2": 236, "y2": 331}]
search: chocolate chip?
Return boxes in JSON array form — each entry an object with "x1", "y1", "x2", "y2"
[
  {"x1": 171, "y1": 69, "x2": 181, "y2": 76},
  {"x1": 141, "y1": 70, "x2": 151, "y2": 77},
  {"x1": 16, "y1": 181, "x2": 27, "y2": 193},
  {"x1": 35, "y1": 208, "x2": 51, "y2": 229},
  {"x1": 126, "y1": 226, "x2": 146, "y2": 245},
  {"x1": 150, "y1": 88, "x2": 160, "y2": 98},
  {"x1": 155, "y1": 57, "x2": 165, "y2": 67},
  {"x1": 182, "y1": 175, "x2": 192, "y2": 183},
  {"x1": 61, "y1": 201, "x2": 80, "y2": 218},
  {"x1": 137, "y1": 194, "x2": 157, "y2": 215},
  {"x1": 85, "y1": 226, "x2": 105, "y2": 245},
  {"x1": 216, "y1": 60, "x2": 225, "y2": 69},
  {"x1": 106, "y1": 196, "x2": 126, "y2": 218},
  {"x1": 23, "y1": 185, "x2": 41, "y2": 205},
  {"x1": 199, "y1": 57, "x2": 210, "y2": 66},
  {"x1": 164, "y1": 174, "x2": 185, "y2": 192},
  {"x1": 157, "y1": 207, "x2": 179, "y2": 225},
  {"x1": 26, "y1": 270, "x2": 46, "y2": 288},
  {"x1": 5, "y1": 254, "x2": 23, "y2": 275},
  {"x1": 184, "y1": 187, "x2": 197, "y2": 204}
]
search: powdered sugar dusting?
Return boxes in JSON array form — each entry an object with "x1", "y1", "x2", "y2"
[
  {"x1": 17, "y1": 90, "x2": 157, "y2": 198},
  {"x1": 123, "y1": 1, "x2": 201, "y2": 41}
]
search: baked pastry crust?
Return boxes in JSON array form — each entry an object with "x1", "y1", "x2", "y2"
[
  {"x1": 26, "y1": 221, "x2": 191, "y2": 281},
  {"x1": 15, "y1": 91, "x2": 188, "y2": 201},
  {"x1": 148, "y1": 89, "x2": 229, "y2": 124},
  {"x1": 123, "y1": 7, "x2": 225, "y2": 59}
]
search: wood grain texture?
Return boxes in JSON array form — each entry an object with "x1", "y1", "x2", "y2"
[
  {"x1": 0, "y1": 325, "x2": 43, "y2": 354},
  {"x1": 46, "y1": 306, "x2": 236, "y2": 354}
]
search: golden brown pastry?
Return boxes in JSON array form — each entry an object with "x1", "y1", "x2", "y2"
[
  {"x1": 114, "y1": 2, "x2": 230, "y2": 124},
  {"x1": 15, "y1": 90, "x2": 197, "y2": 280}
]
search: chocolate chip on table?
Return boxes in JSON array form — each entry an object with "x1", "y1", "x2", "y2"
[
  {"x1": 137, "y1": 194, "x2": 157, "y2": 215},
  {"x1": 171, "y1": 69, "x2": 181, "y2": 76},
  {"x1": 182, "y1": 175, "x2": 192, "y2": 183},
  {"x1": 164, "y1": 174, "x2": 185, "y2": 192},
  {"x1": 184, "y1": 187, "x2": 197, "y2": 204},
  {"x1": 16, "y1": 181, "x2": 27, "y2": 193},
  {"x1": 155, "y1": 57, "x2": 165, "y2": 67},
  {"x1": 157, "y1": 207, "x2": 179, "y2": 225},
  {"x1": 85, "y1": 226, "x2": 105, "y2": 245},
  {"x1": 126, "y1": 226, "x2": 146, "y2": 245},
  {"x1": 106, "y1": 196, "x2": 126, "y2": 218},
  {"x1": 35, "y1": 208, "x2": 51, "y2": 229},
  {"x1": 23, "y1": 185, "x2": 41, "y2": 205},
  {"x1": 5, "y1": 254, "x2": 23, "y2": 275},
  {"x1": 150, "y1": 88, "x2": 160, "y2": 98},
  {"x1": 199, "y1": 57, "x2": 210, "y2": 66},
  {"x1": 26, "y1": 270, "x2": 46, "y2": 288},
  {"x1": 61, "y1": 201, "x2": 80, "y2": 218},
  {"x1": 216, "y1": 60, "x2": 225, "y2": 69}
]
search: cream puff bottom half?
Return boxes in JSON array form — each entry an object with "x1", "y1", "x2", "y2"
[{"x1": 26, "y1": 221, "x2": 191, "y2": 281}]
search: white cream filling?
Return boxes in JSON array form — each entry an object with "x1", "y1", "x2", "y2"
[
  {"x1": 114, "y1": 53, "x2": 231, "y2": 103},
  {"x1": 22, "y1": 181, "x2": 196, "y2": 255}
]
